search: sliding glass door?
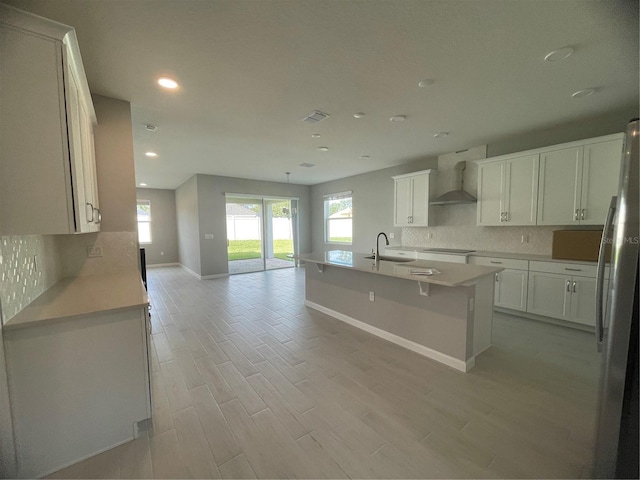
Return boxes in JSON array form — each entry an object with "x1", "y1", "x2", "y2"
[{"x1": 226, "y1": 195, "x2": 298, "y2": 274}]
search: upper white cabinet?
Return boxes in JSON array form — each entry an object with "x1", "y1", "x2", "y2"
[
  {"x1": 392, "y1": 170, "x2": 433, "y2": 227},
  {"x1": 0, "y1": 5, "x2": 99, "y2": 235},
  {"x1": 476, "y1": 154, "x2": 538, "y2": 226},
  {"x1": 476, "y1": 134, "x2": 623, "y2": 227},
  {"x1": 537, "y1": 136, "x2": 623, "y2": 225}
]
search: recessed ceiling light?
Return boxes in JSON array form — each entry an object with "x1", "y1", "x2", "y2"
[
  {"x1": 572, "y1": 88, "x2": 596, "y2": 98},
  {"x1": 418, "y1": 79, "x2": 434, "y2": 87},
  {"x1": 144, "y1": 124, "x2": 158, "y2": 132},
  {"x1": 157, "y1": 77, "x2": 179, "y2": 89},
  {"x1": 544, "y1": 47, "x2": 574, "y2": 62},
  {"x1": 353, "y1": 112, "x2": 365, "y2": 119},
  {"x1": 145, "y1": 151, "x2": 158, "y2": 157},
  {"x1": 139, "y1": 183, "x2": 147, "y2": 187},
  {"x1": 390, "y1": 115, "x2": 406, "y2": 123},
  {"x1": 311, "y1": 133, "x2": 321, "y2": 138},
  {"x1": 434, "y1": 132, "x2": 449, "y2": 138},
  {"x1": 317, "y1": 146, "x2": 329, "y2": 152}
]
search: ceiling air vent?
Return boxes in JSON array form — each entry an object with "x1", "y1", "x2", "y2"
[
  {"x1": 301, "y1": 110, "x2": 330, "y2": 123},
  {"x1": 299, "y1": 163, "x2": 316, "y2": 168}
]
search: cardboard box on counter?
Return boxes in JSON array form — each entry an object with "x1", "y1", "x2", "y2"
[{"x1": 552, "y1": 230, "x2": 609, "y2": 262}]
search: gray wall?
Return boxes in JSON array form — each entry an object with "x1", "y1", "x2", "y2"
[
  {"x1": 93, "y1": 95, "x2": 137, "y2": 233},
  {"x1": 135, "y1": 188, "x2": 179, "y2": 265},
  {"x1": 310, "y1": 106, "x2": 637, "y2": 255},
  {"x1": 310, "y1": 158, "x2": 438, "y2": 254},
  {"x1": 195, "y1": 174, "x2": 311, "y2": 277},
  {"x1": 175, "y1": 175, "x2": 201, "y2": 276}
]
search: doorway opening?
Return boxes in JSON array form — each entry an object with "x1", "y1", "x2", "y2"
[{"x1": 225, "y1": 195, "x2": 299, "y2": 274}]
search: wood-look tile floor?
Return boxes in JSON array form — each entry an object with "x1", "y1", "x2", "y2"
[{"x1": 48, "y1": 266, "x2": 600, "y2": 479}]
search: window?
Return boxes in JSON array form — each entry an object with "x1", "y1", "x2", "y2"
[
  {"x1": 324, "y1": 191, "x2": 352, "y2": 244},
  {"x1": 137, "y1": 199, "x2": 151, "y2": 244}
]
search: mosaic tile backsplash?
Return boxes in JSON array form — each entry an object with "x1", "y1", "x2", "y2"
[
  {"x1": 0, "y1": 235, "x2": 61, "y2": 324},
  {"x1": 402, "y1": 204, "x2": 558, "y2": 256}
]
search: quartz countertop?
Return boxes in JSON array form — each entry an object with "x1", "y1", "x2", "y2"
[
  {"x1": 3, "y1": 271, "x2": 149, "y2": 331},
  {"x1": 298, "y1": 251, "x2": 502, "y2": 287},
  {"x1": 386, "y1": 246, "x2": 597, "y2": 265}
]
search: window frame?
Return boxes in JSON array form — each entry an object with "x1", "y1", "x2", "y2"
[
  {"x1": 323, "y1": 191, "x2": 353, "y2": 245},
  {"x1": 137, "y1": 199, "x2": 152, "y2": 245}
]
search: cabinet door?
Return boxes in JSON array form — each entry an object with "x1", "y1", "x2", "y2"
[
  {"x1": 394, "y1": 177, "x2": 412, "y2": 226},
  {"x1": 495, "y1": 269, "x2": 528, "y2": 311},
  {"x1": 527, "y1": 271, "x2": 571, "y2": 320},
  {"x1": 477, "y1": 161, "x2": 504, "y2": 226},
  {"x1": 78, "y1": 94, "x2": 100, "y2": 231},
  {"x1": 569, "y1": 277, "x2": 597, "y2": 326},
  {"x1": 505, "y1": 154, "x2": 538, "y2": 225},
  {"x1": 580, "y1": 139, "x2": 623, "y2": 225},
  {"x1": 410, "y1": 173, "x2": 430, "y2": 226},
  {"x1": 537, "y1": 147, "x2": 583, "y2": 225}
]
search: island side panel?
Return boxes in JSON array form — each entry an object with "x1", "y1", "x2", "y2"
[
  {"x1": 305, "y1": 264, "x2": 473, "y2": 365},
  {"x1": 471, "y1": 275, "x2": 495, "y2": 357}
]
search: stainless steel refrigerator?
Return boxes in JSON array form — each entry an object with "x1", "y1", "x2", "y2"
[{"x1": 594, "y1": 118, "x2": 639, "y2": 478}]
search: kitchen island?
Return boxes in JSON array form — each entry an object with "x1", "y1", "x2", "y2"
[{"x1": 299, "y1": 251, "x2": 502, "y2": 372}]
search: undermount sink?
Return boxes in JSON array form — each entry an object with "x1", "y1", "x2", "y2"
[{"x1": 364, "y1": 255, "x2": 414, "y2": 263}]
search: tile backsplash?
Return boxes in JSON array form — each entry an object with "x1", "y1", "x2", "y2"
[
  {"x1": 0, "y1": 231, "x2": 139, "y2": 324},
  {"x1": 402, "y1": 204, "x2": 558, "y2": 255},
  {"x1": 0, "y1": 235, "x2": 61, "y2": 323}
]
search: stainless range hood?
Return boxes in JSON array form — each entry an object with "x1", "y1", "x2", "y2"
[{"x1": 430, "y1": 161, "x2": 477, "y2": 205}]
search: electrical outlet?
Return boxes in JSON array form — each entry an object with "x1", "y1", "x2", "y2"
[
  {"x1": 389, "y1": 232, "x2": 395, "y2": 239},
  {"x1": 87, "y1": 245, "x2": 103, "y2": 258},
  {"x1": 521, "y1": 235, "x2": 529, "y2": 243},
  {"x1": 160, "y1": 251, "x2": 164, "y2": 256},
  {"x1": 205, "y1": 233, "x2": 214, "y2": 240},
  {"x1": 369, "y1": 291, "x2": 375, "y2": 302},
  {"x1": 427, "y1": 232, "x2": 433, "y2": 240}
]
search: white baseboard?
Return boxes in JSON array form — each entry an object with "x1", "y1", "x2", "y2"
[
  {"x1": 180, "y1": 264, "x2": 228, "y2": 280},
  {"x1": 304, "y1": 300, "x2": 473, "y2": 372},
  {"x1": 147, "y1": 262, "x2": 179, "y2": 268}
]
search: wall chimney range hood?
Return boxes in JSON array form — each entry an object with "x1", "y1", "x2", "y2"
[{"x1": 430, "y1": 161, "x2": 477, "y2": 205}]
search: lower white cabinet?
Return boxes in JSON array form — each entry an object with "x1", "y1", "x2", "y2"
[
  {"x1": 469, "y1": 256, "x2": 528, "y2": 311},
  {"x1": 4, "y1": 306, "x2": 151, "y2": 478},
  {"x1": 527, "y1": 261, "x2": 597, "y2": 326}
]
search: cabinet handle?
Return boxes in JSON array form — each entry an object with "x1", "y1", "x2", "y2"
[
  {"x1": 573, "y1": 281, "x2": 577, "y2": 293},
  {"x1": 504, "y1": 211, "x2": 509, "y2": 222},
  {"x1": 94, "y1": 208, "x2": 102, "y2": 224},
  {"x1": 86, "y1": 202, "x2": 94, "y2": 222},
  {"x1": 490, "y1": 261, "x2": 503, "y2": 264},
  {"x1": 564, "y1": 267, "x2": 582, "y2": 272},
  {"x1": 574, "y1": 209, "x2": 579, "y2": 221},
  {"x1": 581, "y1": 209, "x2": 586, "y2": 220},
  {"x1": 495, "y1": 273, "x2": 499, "y2": 282},
  {"x1": 566, "y1": 280, "x2": 571, "y2": 292}
]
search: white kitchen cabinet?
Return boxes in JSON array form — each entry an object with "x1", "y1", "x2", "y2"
[
  {"x1": 416, "y1": 251, "x2": 468, "y2": 263},
  {"x1": 0, "y1": 5, "x2": 99, "y2": 235},
  {"x1": 476, "y1": 154, "x2": 538, "y2": 226},
  {"x1": 537, "y1": 136, "x2": 623, "y2": 226},
  {"x1": 392, "y1": 170, "x2": 433, "y2": 227},
  {"x1": 469, "y1": 256, "x2": 529, "y2": 311},
  {"x1": 527, "y1": 261, "x2": 597, "y2": 326}
]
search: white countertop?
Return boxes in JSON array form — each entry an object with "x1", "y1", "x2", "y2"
[
  {"x1": 4, "y1": 271, "x2": 149, "y2": 331},
  {"x1": 298, "y1": 251, "x2": 502, "y2": 287},
  {"x1": 386, "y1": 246, "x2": 597, "y2": 264}
]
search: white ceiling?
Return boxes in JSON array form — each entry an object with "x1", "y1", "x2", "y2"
[{"x1": 6, "y1": 0, "x2": 639, "y2": 189}]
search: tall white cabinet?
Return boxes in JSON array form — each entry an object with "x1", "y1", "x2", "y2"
[
  {"x1": 0, "y1": 5, "x2": 100, "y2": 235},
  {"x1": 392, "y1": 170, "x2": 433, "y2": 227}
]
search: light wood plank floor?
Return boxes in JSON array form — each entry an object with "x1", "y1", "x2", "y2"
[{"x1": 47, "y1": 266, "x2": 600, "y2": 479}]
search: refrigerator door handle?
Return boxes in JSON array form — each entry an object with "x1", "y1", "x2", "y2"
[{"x1": 595, "y1": 195, "x2": 617, "y2": 351}]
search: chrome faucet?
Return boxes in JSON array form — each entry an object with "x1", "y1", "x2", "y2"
[{"x1": 375, "y1": 232, "x2": 389, "y2": 261}]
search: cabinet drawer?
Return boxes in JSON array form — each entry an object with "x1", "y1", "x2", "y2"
[
  {"x1": 416, "y1": 252, "x2": 467, "y2": 264},
  {"x1": 384, "y1": 249, "x2": 418, "y2": 260},
  {"x1": 529, "y1": 260, "x2": 596, "y2": 277},
  {"x1": 469, "y1": 256, "x2": 528, "y2": 270}
]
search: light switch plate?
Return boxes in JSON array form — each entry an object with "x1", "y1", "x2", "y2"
[
  {"x1": 204, "y1": 233, "x2": 214, "y2": 240},
  {"x1": 87, "y1": 245, "x2": 103, "y2": 258}
]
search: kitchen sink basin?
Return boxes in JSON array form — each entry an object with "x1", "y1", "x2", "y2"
[{"x1": 364, "y1": 255, "x2": 414, "y2": 263}]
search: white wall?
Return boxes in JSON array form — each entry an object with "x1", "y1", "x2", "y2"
[{"x1": 136, "y1": 188, "x2": 179, "y2": 265}]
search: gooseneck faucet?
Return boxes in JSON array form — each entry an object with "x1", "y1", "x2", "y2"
[{"x1": 376, "y1": 232, "x2": 389, "y2": 261}]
